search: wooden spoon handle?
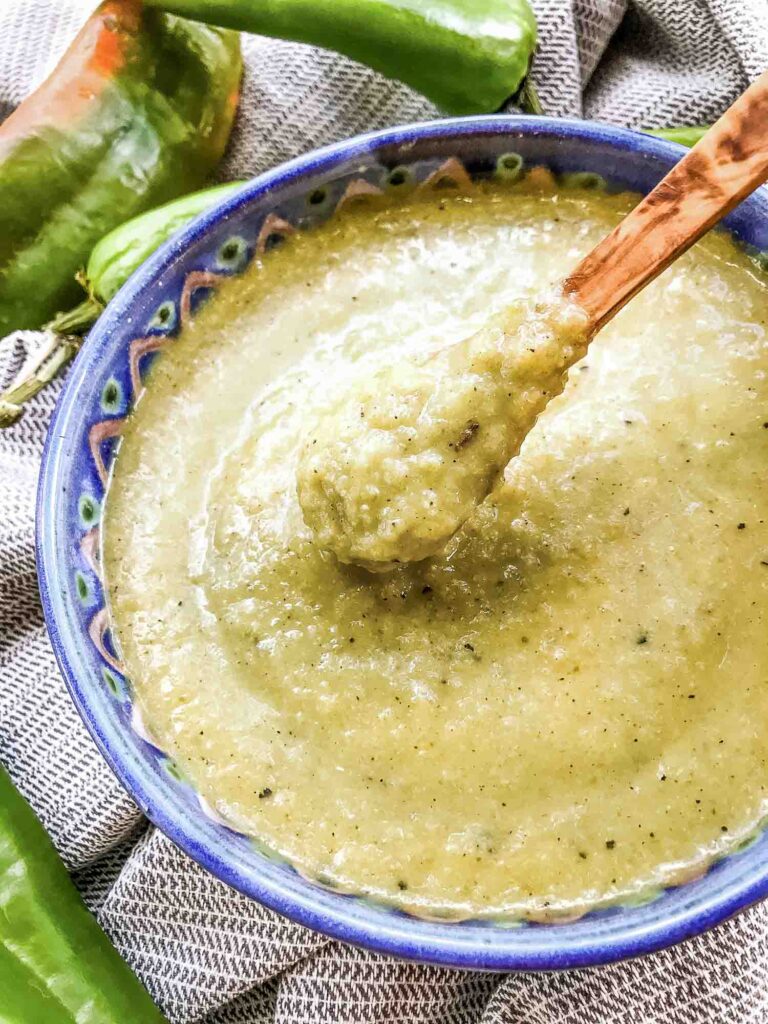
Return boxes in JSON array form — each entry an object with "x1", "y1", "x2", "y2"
[{"x1": 565, "y1": 71, "x2": 768, "y2": 335}]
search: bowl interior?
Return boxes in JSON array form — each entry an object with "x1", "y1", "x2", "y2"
[{"x1": 38, "y1": 116, "x2": 768, "y2": 970}]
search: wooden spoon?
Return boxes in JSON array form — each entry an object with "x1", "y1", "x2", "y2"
[{"x1": 565, "y1": 69, "x2": 768, "y2": 334}]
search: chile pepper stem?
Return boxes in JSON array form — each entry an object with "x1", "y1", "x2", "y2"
[
  {"x1": 0, "y1": 330, "x2": 83, "y2": 427},
  {"x1": 513, "y1": 76, "x2": 543, "y2": 115},
  {"x1": 46, "y1": 296, "x2": 104, "y2": 335}
]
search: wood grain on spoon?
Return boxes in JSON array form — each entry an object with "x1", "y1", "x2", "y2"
[{"x1": 565, "y1": 69, "x2": 768, "y2": 335}]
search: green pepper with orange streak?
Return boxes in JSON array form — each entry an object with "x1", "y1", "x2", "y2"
[
  {"x1": 0, "y1": 182, "x2": 248, "y2": 426},
  {"x1": 0, "y1": 0, "x2": 241, "y2": 337}
]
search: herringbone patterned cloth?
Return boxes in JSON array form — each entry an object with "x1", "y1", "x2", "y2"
[{"x1": 1, "y1": 1, "x2": 767, "y2": 1021}]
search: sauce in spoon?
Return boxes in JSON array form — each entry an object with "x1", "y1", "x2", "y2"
[{"x1": 297, "y1": 295, "x2": 587, "y2": 569}]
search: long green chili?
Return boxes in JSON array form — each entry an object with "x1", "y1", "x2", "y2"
[
  {"x1": 0, "y1": 764, "x2": 167, "y2": 1022},
  {"x1": 143, "y1": 0, "x2": 539, "y2": 115}
]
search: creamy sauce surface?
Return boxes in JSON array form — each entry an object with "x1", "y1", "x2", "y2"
[
  {"x1": 105, "y1": 183, "x2": 768, "y2": 918},
  {"x1": 297, "y1": 295, "x2": 588, "y2": 568}
]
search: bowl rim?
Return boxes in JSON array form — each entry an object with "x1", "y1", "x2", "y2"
[{"x1": 37, "y1": 113, "x2": 768, "y2": 971}]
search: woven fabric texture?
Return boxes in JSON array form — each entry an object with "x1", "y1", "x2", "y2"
[{"x1": 1, "y1": 1, "x2": 766, "y2": 1021}]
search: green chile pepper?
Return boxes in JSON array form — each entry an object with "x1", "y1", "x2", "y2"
[
  {"x1": 144, "y1": 0, "x2": 538, "y2": 116},
  {"x1": 1, "y1": 181, "x2": 246, "y2": 426},
  {"x1": 0, "y1": 0, "x2": 242, "y2": 337},
  {"x1": 45, "y1": 181, "x2": 246, "y2": 335},
  {"x1": 88, "y1": 180, "x2": 247, "y2": 307},
  {"x1": 0, "y1": 764, "x2": 167, "y2": 1022},
  {"x1": 646, "y1": 126, "x2": 709, "y2": 147}
]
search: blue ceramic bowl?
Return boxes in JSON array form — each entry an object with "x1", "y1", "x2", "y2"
[{"x1": 38, "y1": 116, "x2": 768, "y2": 971}]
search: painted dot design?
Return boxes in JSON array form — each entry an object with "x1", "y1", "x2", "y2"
[
  {"x1": 100, "y1": 377, "x2": 123, "y2": 414},
  {"x1": 560, "y1": 171, "x2": 608, "y2": 191},
  {"x1": 495, "y1": 152, "x2": 524, "y2": 182},
  {"x1": 307, "y1": 186, "x2": 332, "y2": 210},
  {"x1": 78, "y1": 494, "x2": 101, "y2": 527},
  {"x1": 149, "y1": 299, "x2": 177, "y2": 332},
  {"x1": 215, "y1": 235, "x2": 249, "y2": 273},
  {"x1": 386, "y1": 166, "x2": 413, "y2": 190},
  {"x1": 102, "y1": 666, "x2": 120, "y2": 696},
  {"x1": 75, "y1": 571, "x2": 90, "y2": 604}
]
